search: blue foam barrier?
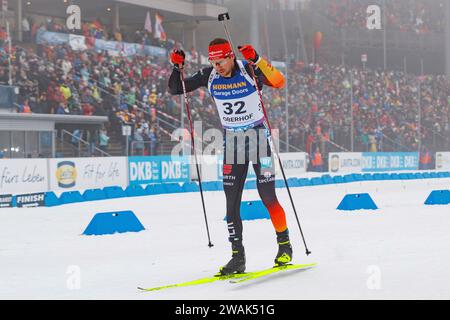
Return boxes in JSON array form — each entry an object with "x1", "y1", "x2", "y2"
[
  {"x1": 332, "y1": 176, "x2": 344, "y2": 184},
  {"x1": 103, "y1": 186, "x2": 126, "y2": 199},
  {"x1": 82, "y1": 188, "x2": 107, "y2": 202},
  {"x1": 224, "y1": 200, "x2": 270, "y2": 221},
  {"x1": 10, "y1": 196, "x2": 17, "y2": 207},
  {"x1": 321, "y1": 175, "x2": 334, "y2": 184},
  {"x1": 125, "y1": 185, "x2": 146, "y2": 197},
  {"x1": 164, "y1": 183, "x2": 183, "y2": 194},
  {"x1": 245, "y1": 180, "x2": 257, "y2": 190},
  {"x1": 352, "y1": 174, "x2": 363, "y2": 181},
  {"x1": 287, "y1": 178, "x2": 299, "y2": 187},
  {"x1": 215, "y1": 181, "x2": 224, "y2": 191},
  {"x1": 298, "y1": 178, "x2": 312, "y2": 186},
  {"x1": 182, "y1": 182, "x2": 200, "y2": 192},
  {"x1": 422, "y1": 172, "x2": 431, "y2": 179},
  {"x1": 389, "y1": 173, "x2": 399, "y2": 180},
  {"x1": 429, "y1": 172, "x2": 439, "y2": 178},
  {"x1": 202, "y1": 181, "x2": 220, "y2": 191},
  {"x1": 59, "y1": 191, "x2": 84, "y2": 204},
  {"x1": 343, "y1": 174, "x2": 355, "y2": 183},
  {"x1": 362, "y1": 174, "x2": 373, "y2": 181},
  {"x1": 382, "y1": 173, "x2": 391, "y2": 180},
  {"x1": 145, "y1": 184, "x2": 166, "y2": 195},
  {"x1": 424, "y1": 190, "x2": 450, "y2": 205},
  {"x1": 275, "y1": 180, "x2": 285, "y2": 188},
  {"x1": 310, "y1": 177, "x2": 323, "y2": 186},
  {"x1": 82, "y1": 210, "x2": 145, "y2": 236},
  {"x1": 240, "y1": 200, "x2": 270, "y2": 220},
  {"x1": 412, "y1": 173, "x2": 423, "y2": 179},
  {"x1": 337, "y1": 193, "x2": 378, "y2": 211},
  {"x1": 372, "y1": 173, "x2": 383, "y2": 180},
  {"x1": 398, "y1": 173, "x2": 410, "y2": 180},
  {"x1": 45, "y1": 191, "x2": 61, "y2": 207}
]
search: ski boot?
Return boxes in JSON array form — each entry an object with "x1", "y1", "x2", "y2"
[
  {"x1": 218, "y1": 243, "x2": 246, "y2": 275},
  {"x1": 274, "y1": 230, "x2": 293, "y2": 266}
]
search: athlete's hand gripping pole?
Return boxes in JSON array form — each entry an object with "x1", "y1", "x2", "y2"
[
  {"x1": 218, "y1": 12, "x2": 311, "y2": 256},
  {"x1": 179, "y1": 66, "x2": 214, "y2": 248}
]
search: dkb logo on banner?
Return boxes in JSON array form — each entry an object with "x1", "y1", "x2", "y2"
[{"x1": 128, "y1": 156, "x2": 190, "y2": 185}]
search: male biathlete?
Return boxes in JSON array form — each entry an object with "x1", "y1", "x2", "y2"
[{"x1": 168, "y1": 38, "x2": 292, "y2": 275}]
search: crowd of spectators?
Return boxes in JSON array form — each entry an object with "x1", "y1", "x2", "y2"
[
  {"x1": 3, "y1": 39, "x2": 449, "y2": 158},
  {"x1": 29, "y1": 16, "x2": 175, "y2": 51},
  {"x1": 285, "y1": 62, "x2": 449, "y2": 155},
  {"x1": 324, "y1": 0, "x2": 446, "y2": 34},
  {"x1": 158, "y1": 58, "x2": 450, "y2": 161},
  {"x1": 1, "y1": 14, "x2": 449, "y2": 160},
  {"x1": 0, "y1": 39, "x2": 183, "y2": 155}
]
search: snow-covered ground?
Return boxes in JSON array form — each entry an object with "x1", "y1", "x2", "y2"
[{"x1": 1, "y1": 177, "x2": 450, "y2": 300}]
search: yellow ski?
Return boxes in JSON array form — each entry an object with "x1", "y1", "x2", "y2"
[
  {"x1": 138, "y1": 263, "x2": 316, "y2": 292},
  {"x1": 230, "y1": 263, "x2": 317, "y2": 284},
  {"x1": 138, "y1": 273, "x2": 248, "y2": 291}
]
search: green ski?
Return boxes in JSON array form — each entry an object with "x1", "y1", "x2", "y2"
[
  {"x1": 138, "y1": 263, "x2": 316, "y2": 292},
  {"x1": 230, "y1": 263, "x2": 317, "y2": 284},
  {"x1": 138, "y1": 273, "x2": 248, "y2": 291}
]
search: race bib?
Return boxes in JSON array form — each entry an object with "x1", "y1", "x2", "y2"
[{"x1": 208, "y1": 60, "x2": 265, "y2": 131}]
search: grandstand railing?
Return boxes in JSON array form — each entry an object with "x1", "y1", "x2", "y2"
[
  {"x1": 60, "y1": 129, "x2": 111, "y2": 157},
  {"x1": 420, "y1": 124, "x2": 450, "y2": 152},
  {"x1": 379, "y1": 133, "x2": 412, "y2": 152}
]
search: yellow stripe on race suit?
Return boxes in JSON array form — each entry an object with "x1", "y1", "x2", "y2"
[{"x1": 255, "y1": 57, "x2": 285, "y2": 89}]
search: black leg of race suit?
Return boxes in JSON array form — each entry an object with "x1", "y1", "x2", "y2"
[
  {"x1": 223, "y1": 163, "x2": 249, "y2": 244},
  {"x1": 222, "y1": 129, "x2": 288, "y2": 246}
]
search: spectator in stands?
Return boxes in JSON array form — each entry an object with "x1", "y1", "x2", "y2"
[
  {"x1": 133, "y1": 126, "x2": 145, "y2": 155},
  {"x1": 368, "y1": 132, "x2": 377, "y2": 152},
  {"x1": 19, "y1": 99, "x2": 32, "y2": 113},
  {"x1": 38, "y1": 93, "x2": 51, "y2": 114},
  {"x1": 22, "y1": 16, "x2": 31, "y2": 42},
  {"x1": 29, "y1": 96, "x2": 41, "y2": 113},
  {"x1": 55, "y1": 101, "x2": 69, "y2": 114},
  {"x1": 419, "y1": 147, "x2": 432, "y2": 170},
  {"x1": 71, "y1": 129, "x2": 82, "y2": 146},
  {"x1": 98, "y1": 128, "x2": 110, "y2": 154},
  {"x1": 114, "y1": 28, "x2": 123, "y2": 42},
  {"x1": 4, "y1": 16, "x2": 449, "y2": 159},
  {"x1": 311, "y1": 147, "x2": 324, "y2": 172},
  {"x1": 147, "y1": 126, "x2": 158, "y2": 155},
  {"x1": 0, "y1": 27, "x2": 6, "y2": 47},
  {"x1": 60, "y1": 83, "x2": 72, "y2": 101}
]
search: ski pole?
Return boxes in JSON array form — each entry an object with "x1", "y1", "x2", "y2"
[
  {"x1": 218, "y1": 12, "x2": 311, "y2": 256},
  {"x1": 179, "y1": 66, "x2": 214, "y2": 248}
]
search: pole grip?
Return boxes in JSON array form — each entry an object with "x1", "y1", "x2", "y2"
[{"x1": 218, "y1": 12, "x2": 230, "y2": 21}]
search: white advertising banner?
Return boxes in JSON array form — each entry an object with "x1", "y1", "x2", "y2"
[
  {"x1": 195, "y1": 152, "x2": 308, "y2": 182},
  {"x1": 328, "y1": 153, "x2": 363, "y2": 173},
  {"x1": 49, "y1": 157, "x2": 128, "y2": 191},
  {"x1": 0, "y1": 159, "x2": 49, "y2": 195},
  {"x1": 190, "y1": 155, "x2": 219, "y2": 182},
  {"x1": 436, "y1": 152, "x2": 450, "y2": 170},
  {"x1": 68, "y1": 34, "x2": 87, "y2": 51},
  {"x1": 277, "y1": 152, "x2": 308, "y2": 177}
]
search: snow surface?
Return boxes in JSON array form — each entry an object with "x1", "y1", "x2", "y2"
[{"x1": 1, "y1": 177, "x2": 450, "y2": 300}]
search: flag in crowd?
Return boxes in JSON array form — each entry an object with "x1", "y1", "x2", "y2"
[{"x1": 154, "y1": 12, "x2": 166, "y2": 41}]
